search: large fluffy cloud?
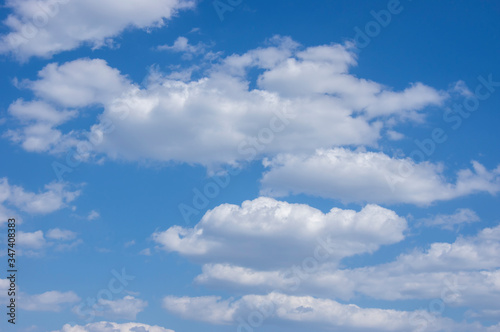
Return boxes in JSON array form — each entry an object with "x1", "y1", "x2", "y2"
[
  {"x1": 260, "y1": 148, "x2": 500, "y2": 205},
  {"x1": 153, "y1": 197, "x2": 407, "y2": 268},
  {"x1": 162, "y1": 224, "x2": 500, "y2": 331},
  {"x1": 0, "y1": 0, "x2": 194, "y2": 60},
  {"x1": 5, "y1": 38, "x2": 447, "y2": 167}
]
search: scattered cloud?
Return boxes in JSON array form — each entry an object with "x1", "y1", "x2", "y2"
[
  {"x1": 18, "y1": 229, "x2": 81, "y2": 255},
  {"x1": 87, "y1": 210, "x2": 100, "y2": 221},
  {"x1": 92, "y1": 295, "x2": 148, "y2": 320},
  {"x1": 4, "y1": 99, "x2": 78, "y2": 152},
  {"x1": 46, "y1": 228, "x2": 77, "y2": 241},
  {"x1": 20, "y1": 291, "x2": 80, "y2": 312},
  {"x1": 419, "y1": 208, "x2": 480, "y2": 230},
  {"x1": 157, "y1": 36, "x2": 210, "y2": 59},
  {"x1": 0, "y1": 177, "x2": 80, "y2": 216},
  {"x1": 387, "y1": 129, "x2": 404, "y2": 140},
  {"x1": 124, "y1": 240, "x2": 135, "y2": 248}
]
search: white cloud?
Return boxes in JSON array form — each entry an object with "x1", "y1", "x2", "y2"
[
  {"x1": 18, "y1": 229, "x2": 81, "y2": 255},
  {"x1": 4, "y1": 99, "x2": 77, "y2": 152},
  {"x1": 153, "y1": 197, "x2": 407, "y2": 268},
  {"x1": 20, "y1": 290, "x2": 80, "y2": 311},
  {"x1": 0, "y1": 0, "x2": 195, "y2": 60},
  {"x1": 6, "y1": 38, "x2": 448, "y2": 167},
  {"x1": 8, "y1": 99, "x2": 76, "y2": 124},
  {"x1": 163, "y1": 292, "x2": 490, "y2": 332},
  {"x1": 124, "y1": 240, "x2": 135, "y2": 247},
  {"x1": 0, "y1": 178, "x2": 80, "y2": 214},
  {"x1": 195, "y1": 224, "x2": 500, "y2": 311},
  {"x1": 260, "y1": 148, "x2": 500, "y2": 205},
  {"x1": 53, "y1": 321, "x2": 174, "y2": 332},
  {"x1": 26, "y1": 58, "x2": 132, "y2": 108},
  {"x1": 387, "y1": 129, "x2": 404, "y2": 140},
  {"x1": 5, "y1": 122, "x2": 64, "y2": 152},
  {"x1": 157, "y1": 36, "x2": 209, "y2": 59},
  {"x1": 46, "y1": 228, "x2": 77, "y2": 240},
  {"x1": 0, "y1": 178, "x2": 79, "y2": 225},
  {"x1": 163, "y1": 295, "x2": 236, "y2": 325},
  {"x1": 386, "y1": 223, "x2": 500, "y2": 273},
  {"x1": 419, "y1": 208, "x2": 480, "y2": 230},
  {"x1": 54, "y1": 239, "x2": 83, "y2": 251},
  {"x1": 92, "y1": 295, "x2": 148, "y2": 320},
  {"x1": 87, "y1": 210, "x2": 100, "y2": 221},
  {"x1": 256, "y1": 44, "x2": 444, "y2": 120},
  {"x1": 18, "y1": 230, "x2": 46, "y2": 249}
]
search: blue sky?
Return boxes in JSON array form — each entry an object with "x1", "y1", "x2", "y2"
[{"x1": 0, "y1": 0, "x2": 500, "y2": 331}]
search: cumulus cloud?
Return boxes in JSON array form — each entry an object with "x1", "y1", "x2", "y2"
[
  {"x1": 4, "y1": 99, "x2": 78, "y2": 152},
  {"x1": 6, "y1": 38, "x2": 447, "y2": 167},
  {"x1": 163, "y1": 292, "x2": 492, "y2": 332},
  {"x1": 153, "y1": 197, "x2": 407, "y2": 268},
  {"x1": 53, "y1": 321, "x2": 174, "y2": 332},
  {"x1": 260, "y1": 148, "x2": 500, "y2": 205},
  {"x1": 0, "y1": 0, "x2": 195, "y2": 60},
  {"x1": 195, "y1": 223, "x2": 500, "y2": 311},
  {"x1": 20, "y1": 290, "x2": 80, "y2": 311},
  {"x1": 0, "y1": 178, "x2": 80, "y2": 221},
  {"x1": 26, "y1": 58, "x2": 132, "y2": 108}
]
